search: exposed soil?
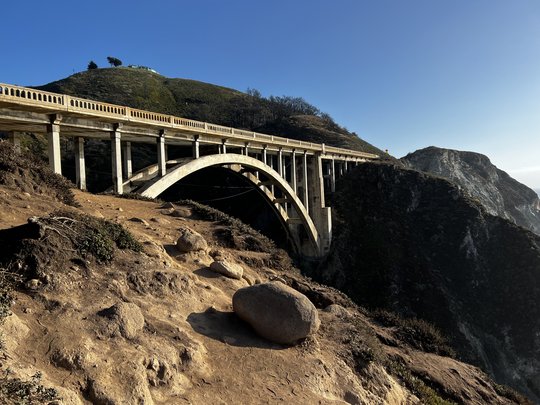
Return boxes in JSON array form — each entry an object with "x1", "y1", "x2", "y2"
[{"x1": 0, "y1": 181, "x2": 530, "y2": 404}]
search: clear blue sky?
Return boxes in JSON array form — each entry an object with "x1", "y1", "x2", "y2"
[{"x1": 2, "y1": 0, "x2": 539, "y2": 189}]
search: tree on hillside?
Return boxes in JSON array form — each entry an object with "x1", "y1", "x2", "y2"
[
  {"x1": 107, "y1": 56, "x2": 122, "y2": 67},
  {"x1": 87, "y1": 61, "x2": 98, "y2": 70}
]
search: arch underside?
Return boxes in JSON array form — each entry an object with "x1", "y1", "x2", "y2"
[{"x1": 133, "y1": 154, "x2": 321, "y2": 257}]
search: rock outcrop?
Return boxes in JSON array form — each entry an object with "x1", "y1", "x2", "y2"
[
  {"x1": 233, "y1": 282, "x2": 320, "y2": 344},
  {"x1": 98, "y1": 302, "x2": 145, "y2": 340},
  {"x1": 402, "y1": 146, "x2": 540, "y2": 235}
]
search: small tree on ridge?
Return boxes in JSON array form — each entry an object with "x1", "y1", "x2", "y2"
[
  {"x1": 87, "y1": 60, "x2": 98, "y2": 70},
  {"x1": 107, "y1": 56, "x2": 122, "y2": 67}
]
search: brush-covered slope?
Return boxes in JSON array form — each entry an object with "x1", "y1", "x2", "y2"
[
  {"x1": 36, "y1": 68, "x2": 386, "y2": 156},
  {"x1": 402, "y1": 146, "x2": 540, "y2": 235},
  {"x1": 317, "y1": 161, "x2": 540, "y2": 402}
]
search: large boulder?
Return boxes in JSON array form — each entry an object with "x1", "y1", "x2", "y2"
[
  {"x1": 232, "y1": 282, "x2": 320, "y2": 344},
  {"x1": 176, "y1": 227, "x2": 208, "y2": 253},
  {"x1": 210, "y1": 260, "x2": 243, "y2": 279}
]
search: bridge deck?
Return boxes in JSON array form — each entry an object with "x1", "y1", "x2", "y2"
[{"x1": 0, "y1": 83, "x2": 378, "y2": 159}]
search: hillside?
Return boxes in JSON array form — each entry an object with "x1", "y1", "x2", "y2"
[
  {"x1": 402, "y1": 147, "x2": 540, "y2": 235},
  {"x1": 36, "y1": 68, "x2": 386, "y2": 156},
  {"x1": 0, "y1": 140, "x2": 532, "y2": 404},
  {"x1": 315, "y1": 161, "x2": 540, "y2": 403}
]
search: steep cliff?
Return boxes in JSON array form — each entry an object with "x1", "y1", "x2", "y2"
[
  {"x1": 402, "y1": 147, "x2": 540, "y2": 235},
  {"x1": 317, "y1": 162, "x2": 540, "y2": 402}
]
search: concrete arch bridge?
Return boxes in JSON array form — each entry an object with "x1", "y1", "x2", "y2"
[{"x1": 0, "y1": 83, "x2": 379, "y2": 257}]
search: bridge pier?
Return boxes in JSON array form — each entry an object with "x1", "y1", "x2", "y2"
[
  {"x1": 7, "y1": 131, "x2": 22, "y2": 153},
  {"x1": 158, "y1": 132, "x2": 166, "y2": 177},
  {"x1": 111, "y1": 125, "x2": 123, "y2": 194},
  {"x1": 47, "y1": 115, "x2": 62, "y2": 175},
  {"x1": 123, "y1": 142, "x2": 132, "y2": 179},
  {"x1": 192, "y1": 135, "x2": 200, "y2": 158},
  {"x1": 308, "y1": 154, "x2": 332, "y2": 254},
  {"x1": 330, "y1": 158, "x2": 336, "y2": 192},
  {"x1": 302, "y1": 151, "x2": 309, "y2": 212},
  {"x1": 74, "y1": 137, "x2": 86, "y2": 190}
]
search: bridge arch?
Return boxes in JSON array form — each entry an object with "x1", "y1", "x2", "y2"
[{"x1": 136, "y1": 154, "x2": 321, "y2": 256}]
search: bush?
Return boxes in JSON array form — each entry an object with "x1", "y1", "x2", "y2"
[
  {"x1": 386, "y1": 358, "x2": 457, "y2": 405},
  {"x1": 0, "y1": 371, "x2": 58, "y2": 405},
  {"x1": 87, "y1": 60, "x2": 98, "y2": 70},
  {"x1": 0, "y1": 141, "x2": 77, "y2": 206},
  {"x1": 37, "y1": 212, "x2": 143, "y2": 263},
  {"x1": 372, "y1": 309, "x2": 456, "y2": 358}
]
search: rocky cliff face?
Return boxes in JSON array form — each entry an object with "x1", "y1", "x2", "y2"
[
  {"x1": 402, "y1": 146, "x2": 540, "y2": 235},
  {"x1": 317, "y1": 162, "x2": 540, "y2": 402}
]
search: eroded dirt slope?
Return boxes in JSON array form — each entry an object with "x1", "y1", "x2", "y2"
[{"x1": 0, "y1": 182, "x2": 530, "y2": 404}]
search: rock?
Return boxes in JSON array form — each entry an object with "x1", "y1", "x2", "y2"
[
  {"x1": 233, "y1": 281, "x2": 320, "y2": 344},
  {"x1": 160, "y1": 201, "x2": 175, "y2": 209},
  {"x1": 150, "y1": 217, "x2": 170, "y2": 225},
  {"x1": 1, "y1": 313, "x2": 29, "y2": 352},
  {"x1": 116, "y1": 207, "x2": 123, "y2": 212},
  {"x1": 323, "y1": 304, "x2": 351, "y2": 318},
  {"x1": 171, "y1": 207, "x2": 192, "y2": 218},
  {"x1": 25, "y1": 279, "x2": 41, "y2": 290},
  {"x1": 129, "y1": 217, "x2": 149, "y2": 226},
  {"x1": 98, "y1": 302, "x2": 145, "y2": 340},
  {"x1": 176, "y1": 227, "x2": 207, "y2": 253},
  {"x1": 210, "y1": 260, "x2": 243, "y2": 279}
]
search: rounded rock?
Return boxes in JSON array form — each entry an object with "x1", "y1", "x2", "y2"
[
  {"x1": 176, "y1": 227, "x2": 208, "y2": 253},
  {"x1": 210, "y1": 260, "x2": 243, "y2": 279},
  {"x1": 232, "y1": 281, "x2": 320, "y2": 345}
]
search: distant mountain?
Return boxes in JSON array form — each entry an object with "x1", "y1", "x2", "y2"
[
  {"x1": 317, "y1": 161, "x2": 540, "y2": 402},
  {"x1": 36, "y1": 67, "x2": 387, "y2": 157},
  {"x1": 402, "y1": 146, "x2": 540, "y2": 236}
]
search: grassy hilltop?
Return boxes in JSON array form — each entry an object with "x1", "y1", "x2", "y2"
[{"x1": 36, "y1": 67, "x2": 387, "y2": 156}]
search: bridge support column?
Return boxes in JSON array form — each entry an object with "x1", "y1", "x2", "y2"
[
  {"x1": 7, "y1": 131, "x2": 22, "y2": 153},
  {"x1": 330, "y1": 158, "x2": 336, "y2": 193},
  {"x1": 111, "y1": 125, "x2": 123, "y2": 194},
  {"x1": 243, "y1": 142, "x2": 250, "y2": 156},
  {"x1": 308, "y1": 154, "x2": 332, "y2": 255},
  {"x1": 192, "y1": 135, "x2": 200, "y2": 158},
  {"x1": 74, "y1": 137, "x2": 86, "y2": 191},
  {"x1": 221, "y1": 139, "x2": 227, "y2": 154},
  {"x1": 158, "y1": 132, "x2": 166, "y2": 177},
  {"x1": 302, "y1": 151, "x2": 309, "y2": 212},
  {"x1": 262, "y1": 146, "x2": 267, "y2": 165},
  {"x1": 291, "y1": 150, "x2": 297, "y2": 194},
  {"x1": 278, "y1": 148, "x2": 283, "y2": 177},
  {"x1": 123, "y1": 142, "x2": 132, "y2": 179},
  {"x1": 47, "y1": 115, "x2": 62, "y2": 175},
  {"x1": 344, "y1": 160, "x2": 348, "y2": 173}
]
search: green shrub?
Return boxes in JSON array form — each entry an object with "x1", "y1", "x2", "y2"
[
  {"x1": 372, "y1": 309, "x2": 456, "y2": 358},
  {"x1": 45, "y1": 211, "x2": 143, "y2": 263},
  {"x1": 0, "y1": 371, "x2": 58, "y2": 405},
  {"x1": 386, "y1": 358, "x2": 457, "y2": 405},
  {"x1": 0, "y1": 141, "x2": 77, "y2": 206}
]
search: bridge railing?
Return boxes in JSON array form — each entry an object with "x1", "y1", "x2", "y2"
[
  {"x1": 0, "y1": 82, "x2": 378, "y2": 159},
  {"x1": 0, "y1": 83, "x2": 65, "y2": 108}
]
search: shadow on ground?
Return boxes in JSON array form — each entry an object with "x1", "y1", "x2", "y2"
[{"x1": 187, "y1": 308, "x2": 285, "y2": 350}]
